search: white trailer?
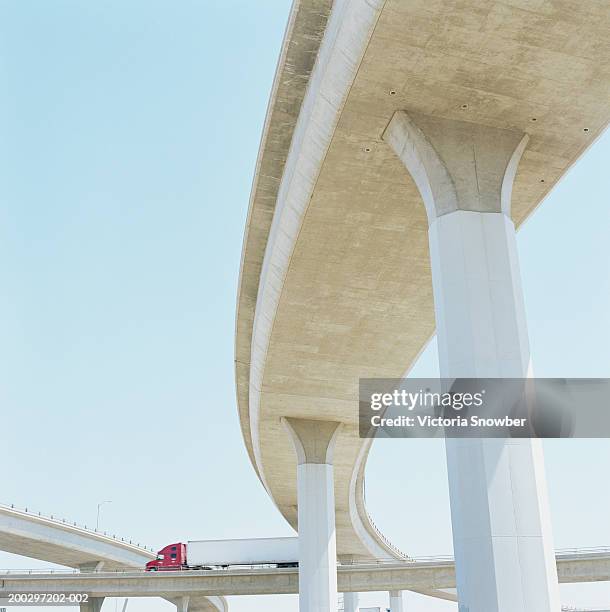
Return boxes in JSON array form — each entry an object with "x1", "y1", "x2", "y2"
[{"x1": 186, "y1": 537, "x2": 299, "y2": 568}]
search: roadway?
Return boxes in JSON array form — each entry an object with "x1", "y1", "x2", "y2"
[{"x1": 1, "y1": 549, "x2": 608, "y2": 599}]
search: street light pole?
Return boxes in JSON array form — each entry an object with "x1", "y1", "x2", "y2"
[{"x1": 96, "y1": 500, "x2": 112, "y2": 531}]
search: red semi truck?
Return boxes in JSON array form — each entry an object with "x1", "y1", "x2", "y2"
[{"x1": 146, "y1": 537, "x2": 298, "y2": 571}]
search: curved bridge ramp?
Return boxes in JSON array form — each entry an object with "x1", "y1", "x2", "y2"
[{"x1": 0, "y1": 503, "x2": 227, "y2": 612}]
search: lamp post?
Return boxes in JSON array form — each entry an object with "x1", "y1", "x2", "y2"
[{"x1": 96, "y1": 500, "x2": 112, "y2": 531}]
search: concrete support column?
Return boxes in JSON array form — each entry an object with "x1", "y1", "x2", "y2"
[
  {"x1": 383, "y1": 111, "x2": 560, "y2": 612},
  {"x1": 344, "y1": 591, "x2": 359, "y2": 612},
  {"x1": 282, "y1": 417, "x2": 342, "y2": 612},
  {"x1": 177, "y1": 595, "x2": 189, "y2": 612},
  {"x1": 78, "y1": 561, "x2": 105, "y2": 572},
  {"x1": 78, "y1": 563, "x2": 105, "y2": 612},
  {"x1": 389, "y1": 590, "x2": 403, "y2": 612},
  {"x1": 80, "y1": 597, "x2": 104, "y2": 612}
]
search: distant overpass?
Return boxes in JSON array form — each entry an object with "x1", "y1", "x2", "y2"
[
  {"x1": 0, "y1": 503, "x2": 154, "y2": 570},
  {"x1": 1, "y1": 548, "x2": 608, "y2": 599},
  {"x1": 0, "y1": 503, "x2": 226, "y2": 612}
]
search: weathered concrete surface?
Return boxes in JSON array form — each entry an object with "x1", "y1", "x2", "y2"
[
  {"x1": 1, "y1": 552, "x2": 608, "y2": 597},
  {"x1": 236, "y1": 0, "x2": 610, "y2": 570}
]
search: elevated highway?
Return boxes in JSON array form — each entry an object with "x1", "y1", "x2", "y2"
[
  {"x1": 236, "y1": 0, "x2": 610, "y2": 609},
  {"x1": 0, "y1": 503, "x2": 154, "y2": 570},
  {"x1": 0, "y1": 503, "x2": 226, "y2": 612},
  {"x1": 0, "y1": 548, "x2": 608, "y2": 599}
]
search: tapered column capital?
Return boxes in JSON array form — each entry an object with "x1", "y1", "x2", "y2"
[
  {"x1": 281, "y1": 417, "x2": 342, "y2": 465},
  {"x1": 382, "y1": 111, "x2": 528, "y2": 223}
]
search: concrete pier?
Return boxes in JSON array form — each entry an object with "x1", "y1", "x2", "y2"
[
  {"x1": 384, "y1": 111, "x2": 561, "y2": 612},
  {"x1": 80, "y1": 597, "x2": 104, "y2": 612},
  {"x1": 389, "y1": 590, "x2": 403, "y2": 611},
  {"x1": 343, "y1": 591, "x2": 359, "y2": 611},
  {"x1": 283, "y1": 418, "x2": 342, "y2": 612}
]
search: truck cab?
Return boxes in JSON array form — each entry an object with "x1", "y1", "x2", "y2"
[{"x1": 145, "y1": 543, "x2": 187, "y2": 571}]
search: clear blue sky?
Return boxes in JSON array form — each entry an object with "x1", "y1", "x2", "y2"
[{"x1": 0, "y1": 1, "x2": 608, "y2": 611}]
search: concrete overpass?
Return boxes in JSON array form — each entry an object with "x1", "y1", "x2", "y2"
[
  {"x1": 0, "y1": 503, "x2": 155, "y2": 570},
  {"x1": 236, "y1": 0, "x2": 610, "y2": 610},
  {"x1": 0, "y1": 548, "x2": 608, "y2": 599},
  {"x1": 0, "y1": 503, "x2": 227, "y2": 612}
]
